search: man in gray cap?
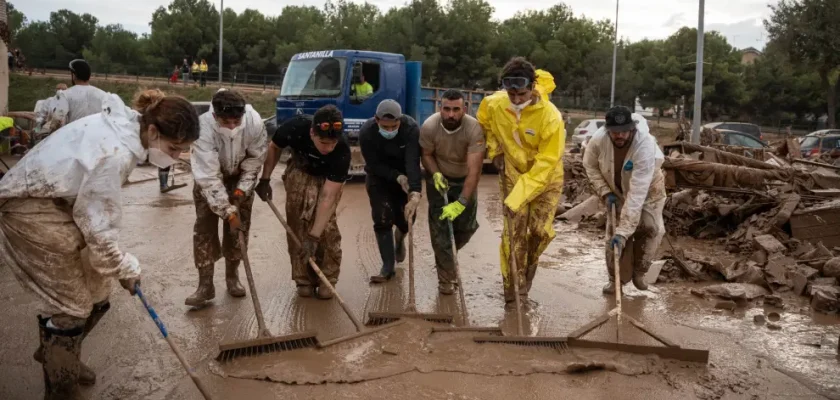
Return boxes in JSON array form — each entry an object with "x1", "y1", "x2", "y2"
[{"x1": 359, "y1": 99, "x2": 422, "y2": 283}]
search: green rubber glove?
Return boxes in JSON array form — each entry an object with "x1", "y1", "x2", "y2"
[
  {"x1": 440, "y1": 201, "x2": 466, "y2": 221},
  {"x1": 433, "y1": 172, "x2": 448, "y2": 193}
]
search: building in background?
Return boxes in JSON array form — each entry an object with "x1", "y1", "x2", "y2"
[{"x1": 741, "y1": 47, "x2": 762, "y2": 65}]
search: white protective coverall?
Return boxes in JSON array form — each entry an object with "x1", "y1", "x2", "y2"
[
  {"x1": 582, "y1": 113, "x2": 667, "y2": 279},
  {"x1": 53, "y1": 85, "x2": 109, "y2": 127},
  {"x1": 0, "y1": 94, "x2": 144, "y2": 319},
  {"x1": 33, "y1": 90, "x2": 64, "y2": 134}
]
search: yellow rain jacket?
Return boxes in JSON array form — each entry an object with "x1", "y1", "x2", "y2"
[{"x1": 477, "y1": 70, "x2": 566, "y2": 212}]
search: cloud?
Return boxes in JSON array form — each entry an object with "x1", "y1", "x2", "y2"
[
  {"x1": 663, "y1": 12, "x2": 687, "y2": 29},
  {"x1": 706, "y1": 18, "x2": 767, "y2": 50}
]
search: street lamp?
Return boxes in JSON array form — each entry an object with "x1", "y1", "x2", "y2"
[
  {"x1": 218, "y1": 0, "x2": 223, "y2": 84},
  {"x1": 609, "y1": 0, "x2": 619, "y2": 108},
  {"x1": 690, "y1": 0, "x2": 705, "y2": 144}
]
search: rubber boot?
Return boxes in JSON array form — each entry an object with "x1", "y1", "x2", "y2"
[
  {"x1": 185, "y1": 266, "x2": 215, "y2": 306},
  {"x1": 224, "y1": 260, "x2": 246, "y2": 298},
  {"x1": 438, "y1": 282, "x2": 455, "y2": 295},
  {"x1": 158, "y1": 168, "x2": 169, "y2": 192},
  {"x1": 34, "y1": 302, "x2": 107, "y2": 386},
  {"x1": 394, "y1": 228, "x2": 406, "y2": 263},
  {"x1": 40, "y1": 318, "x2": 86, "y2": 400},
  {"x1": 370, "y1": 230, "x2": 396, "y2": 283},
  {"x1": 602, "y1": 280, "x2": 616, "y2": 294},
  {"x1": 296, "y1": 285, "x2": 314, "y2": 298},
  {"x1": 317, "y1": 283, "x2": 335, "y2": 300},
  {"x1": 632, "y1": 267, "x2": 649, "y2": 291}
]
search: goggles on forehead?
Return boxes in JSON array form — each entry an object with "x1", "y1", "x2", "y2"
[
  {"x1": 220, "y1": 104, "x2": 246, "y2": 115},
  {"x1": 501, "y1": 77, "x2": 531, "y2": 90},
  {"x1": 317, "y1": 121, "x2": 343, "y2": 132}
]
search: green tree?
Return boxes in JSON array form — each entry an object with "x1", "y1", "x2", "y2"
[{"x1": 766, "y1": 0, "x2": 840, "y2": 128}]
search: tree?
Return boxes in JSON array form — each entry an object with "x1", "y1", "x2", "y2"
[
  {"x1": 766, "y1": 0, "x2": 840, "y2": 127},
  {"x1": 48, "y1": 10, "x2": 98, "y2": 64}
]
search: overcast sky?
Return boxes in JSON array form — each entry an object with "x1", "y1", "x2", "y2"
[{"x1": 16, "y1": 0, "x2": 772, "y2": 50}]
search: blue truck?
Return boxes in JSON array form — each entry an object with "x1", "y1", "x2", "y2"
[{"x1": 274, "y1": 50, "x2": 490, "y2": 175}]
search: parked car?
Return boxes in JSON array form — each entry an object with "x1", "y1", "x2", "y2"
[
  {"x1": 717, "y1": 129, "x2": 768, "y2": 149},
  {"x1": 704, "y1": 122, "x2": 764, "y2": 141},
  {"x1": 799, "y1": 130, "x2": 840, "y2": 158},
  {"x1": 572, "y1": 119, "x2": 605, "y2": 147}
]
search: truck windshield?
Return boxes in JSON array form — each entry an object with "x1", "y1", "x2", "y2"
[{"x1": 280, "y1": 57, "x2": 346, "y2": 98}]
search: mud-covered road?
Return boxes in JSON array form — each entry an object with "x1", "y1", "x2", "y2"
[{"x1": 1, "y1": 165, "x2": 839, "y2": 399}]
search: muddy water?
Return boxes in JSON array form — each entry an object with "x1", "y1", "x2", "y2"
[{"x1": 0, "y1": 166, "x2": 837, "y2": 399}]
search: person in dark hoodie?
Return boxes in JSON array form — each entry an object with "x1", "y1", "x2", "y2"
[{"x1": 359, "y1": 100, "x2": 422, "y2": 283}]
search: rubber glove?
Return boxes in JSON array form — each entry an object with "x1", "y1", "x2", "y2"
[
  {"x1": 432, "y1": 172, "x2": 448, "y2": 193},
  {"x1": 604, "y1": 192, "x2": 618, "y2": 210},
  {"x1": 396, "y1": 175, "x2": 410, "y2": 194},
  {"x1": 440, "y1": 201, "x2": 466, "y2": 221},
  {"x1": 119, "y1": 276, "x2": 141, "y2": 295},
  {"x1": 255, "y1": 179, "x2": 272, "y2": 201},
  {"x1": 492, "y1": 155, "x2": 504, "y2": 171},
  {"x1": 227, "y1": 211, "x2": 242, "y2": 232},
  {"x1": 610, "y1": 234, "x2": 626, "y2": 255}
]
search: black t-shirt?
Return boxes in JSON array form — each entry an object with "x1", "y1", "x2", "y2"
[
  {"x1": 358, "y1": 115, "x2": 422, "y2": 192},
  {"x1": 271, "y1": 115, "x2": 351, "y2": 182}
]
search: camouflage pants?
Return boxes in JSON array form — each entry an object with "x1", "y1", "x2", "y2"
[
  {"x1": 192, "y1": 176, "x2": 255, "y2": 269},
  {"x1": 605, "y1": 197, "x2": 666, "y2": 282},
  {"x1": 283, "y1": 156, "x2": 343, "y2": 286},
  {"x1": 425, "y1": 174, "x2": 478, "y2": 284},
  {"x1": 499, "y1": 170, "x2": 564, "y2": 297}
]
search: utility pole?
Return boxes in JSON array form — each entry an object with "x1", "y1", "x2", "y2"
[
  {"x1": 218, "y1": 0, "x2": 223, "y2": 84},
  {"x1": 690, "y1": 0, "x2": 705, "y2": 144},
  {"x1": 609, "y1": 0, "x2": 619, "y2": 108}
]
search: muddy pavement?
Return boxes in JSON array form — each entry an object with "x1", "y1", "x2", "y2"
[{"x1": 0, "y1": 166, "x2": 838, "y2": 399}]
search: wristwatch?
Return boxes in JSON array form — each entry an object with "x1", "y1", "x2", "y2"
[{"x1": 457, "y1": 195, "x2": 469, "y2": 206}]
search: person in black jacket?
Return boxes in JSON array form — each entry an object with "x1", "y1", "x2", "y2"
[{"x1": 360, "y1": 100, "x2": 422, "y2": 283}]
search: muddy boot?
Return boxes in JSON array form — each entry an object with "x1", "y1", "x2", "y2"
[
  {"x1": 34, "y1": 303, "x2": 107, "y2": 386},
  {"x1": 632, "y1": 269, "x2": 649, "y2": 291},
  {"x1": 41, "y1": 318, "x2": 86, "y2": 400},
  {"x1": 185, "y1": 266, "x2": 215, "y2": 307},
  {"x1": 296, "y1": 285, "x2": 314, "y2": 298},
  {"x1": 602, "y1": 280, "x2": 616, "y2": 294},
  {"x1": 394, "y1": 228, "x2": 407, "y2": 263},
  {"x1": 370, "y1": 230, "x2": 396, "y2": 283},
  {"x1": 316, "y1": 283, "x2": 335, "y2": 300},
  {"x1": 503, "y1": 284, "x2": 516, "y2": 303},
  {"x1": 438, "y1": 282, "x2": 455, "y2": 295},
  {"x1": 158, "y1": 168, "x2": 169, "y2": 192},
  {"x1": 224, "y1": 260, "x2": 247, "y2": 298}
]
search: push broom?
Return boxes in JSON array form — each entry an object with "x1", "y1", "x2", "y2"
[
  {"x1": 265, "y1": 200, "x2": 405, "y2": 348},
  {"x1": 216, "y1": 229, "x2": 320, "y2": 362},
  {"x1": 367, "y1": 192, "x2": 456, "y2": 326}
]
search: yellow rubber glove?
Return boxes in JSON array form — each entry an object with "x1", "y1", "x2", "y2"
[
  {"x1": 433, "y1": 172, "x2": 448, "y2": 193},
  {"x1": 440, "y1": 201, "x2": 466, "y2": 221}
]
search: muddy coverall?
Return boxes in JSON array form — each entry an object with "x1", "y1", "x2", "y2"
[
  {"x1": 270, "y1": 115, "x2": 350, "y2": 287},
  {"x1": 359, "y1": 116, "x2": 422, "y2": 278},
  {"x1": 582, "y1": 115, "x2": 666, "y2": 282},
  {"x1": 477, "y1": 70, "x2": 565, "y2": 298},
  {"x1": 53, "y1": 84, "x2": 109, "y2": 126},
  {"x1": 190, "y1": 105, "x2": 267, "y2": 274},
  {"x1": 0, "y1": 94, "x2": 144, "y2": 397}
]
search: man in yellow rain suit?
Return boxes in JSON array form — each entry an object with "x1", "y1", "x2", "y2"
[{"x1": 477, "y1": 57, "x2": 565, "y2": 302}]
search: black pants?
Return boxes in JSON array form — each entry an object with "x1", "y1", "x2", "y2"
[{"x1": 365, "y1": 175, "x2": 412, "y2": 234}]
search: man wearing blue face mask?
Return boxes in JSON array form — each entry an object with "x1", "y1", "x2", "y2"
[
  {"x1": 359, "y1": 100, "x2": 422, "y2": 283},
  {"x1": 187, "y1": 89, "x2": 268, "y2": 307}
]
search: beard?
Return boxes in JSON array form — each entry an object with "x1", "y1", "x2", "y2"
[
  {"x1": 609, "y1": 132, "x2": 635, "y2": 149},
  {"x1": 442, "y1": 117, "x2": 462, "y2": 131}
]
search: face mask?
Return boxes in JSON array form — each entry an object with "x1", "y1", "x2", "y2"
[
  {"x1": 149, "y1": 137, "x2": 177, "y2": 168},
  {"x1": 379, "y1": 127, "x2": 398, "y2": 140},
  {"x1": 441, "y1": 124, "x2": 461, "y2": 135},
  {"x1": 510, "y1": 100, "x2": 532, "y2": 113},
  {"x1": 218, "y1": 126, "x2": 242, "y2": 138}
]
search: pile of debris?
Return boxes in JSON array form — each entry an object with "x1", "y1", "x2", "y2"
[
  {"x1": 557, "y1": 154, "x2": 596, "y2": 218},
  {"x1": 659, "y1": 142, "x2": 840, "y2": 314}
]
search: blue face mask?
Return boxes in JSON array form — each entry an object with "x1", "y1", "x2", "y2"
[{"x1": 379, "y1": 127, "x2": 398, "y2": 140}]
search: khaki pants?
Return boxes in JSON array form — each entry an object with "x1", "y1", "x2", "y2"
[
  {"x1": 283, "y1": 156, "x2": 343, "y2": 286},
  {"x1": 605, "y1": 197, "x2": 666, "y2": 281},
  {"x1": 192, "y1": 176, "x2": 255, "y2": 269},
  {"x1": 499, "y1": 169, "x2": 564, "y2": 297},
  {"x1": 0, "y1": 198, "x2": 110, "y2": 320}
]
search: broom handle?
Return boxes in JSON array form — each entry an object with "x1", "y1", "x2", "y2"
[
  {"x1": 238, "y1": 230, "x2": 271, "y2": 337},
  {"x1": 611, "y1": 204, "x2": 622, "y2": 342},
  {"x1": 407, "y1": 215, "x2": 417, "y2": 313},
  {"x1": 135, "y1": 286, "x2": 214, "y2": 400},
  {"x1": 442, "y1": 191, "x2": 470, "y2": 325},
  {"x1": 265, "y1": 200, "x2": 365, "y2": 332},
  {"x1": 501, "y1": 172, "x2": 524, "y2": 336}
]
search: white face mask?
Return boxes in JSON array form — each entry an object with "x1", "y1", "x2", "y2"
[
  {"x1": 149, "y1": 137, "x2": 177, "y2": 168},
  {"x1": 510, "y1": 100, "x2": 532, "y2": 113},
  {"x1": 441, "y1": 124, "x2": 461, "y2": 135}
]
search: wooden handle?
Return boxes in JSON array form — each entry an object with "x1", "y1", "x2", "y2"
[
  {"x1": 611, "y1": 205, "x2": 622, "y2": 342},
  {"x1": 164, "y1": 335, "x2": 215, "y2": 400},
  {"x1": 407, "y1": 222, "x2": 417, "y2": 313},
  {"x1": 442, "y1": 191, "x2": 470, "y2": 325},
  {"x1": 238, "y1": 231, "x2": 270, "y2": 337},
  {"x1": 265, "y1": 201, "x2": 365, "y2": 332},
  {"x1": 500, "y1": 173, "x2": 524, "y2": 336}
]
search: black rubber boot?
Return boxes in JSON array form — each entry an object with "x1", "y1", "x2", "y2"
[
  {"x1": 185, "y1": 266, "x2": 215, "y2": 306},
  {"x1": 40, "y1": 317, "x2": 86, "y2": 400},
  {"x1": 158, "y1": 168, "x2": 169, "y2": 191},
  {"x1": 225, "y1": 260, "x2": 247, "y2": 298},
  {"x1": 394, "y1": 228, "x2": 407, "y2": 263},
  {"x1": 35, "y1": 303, "x2": 108, "y2": 386},
  {"x1": 370, "y1": 230, "x2": 396, "y2": 283}
]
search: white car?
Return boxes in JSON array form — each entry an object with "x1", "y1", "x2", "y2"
[{"x1": 571, "y1": 119, "x2": 605, "y2": 147}]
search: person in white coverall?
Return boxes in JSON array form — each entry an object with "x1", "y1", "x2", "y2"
[
  {"x1": 0, "y1": 90, "x2": 199, "y2": 399},
  {"x1": 33, "y1": 83, "x2": 68, "y2": 135},
  {"x1": 186, "y1": 89, "x2": 268, "y2": 307},
  {"x1": 53, "y1": 59, "x2": 109, "y2": 127},
  {"x1": 582, "y1": 106, "x2": 666, "y2": 294}
]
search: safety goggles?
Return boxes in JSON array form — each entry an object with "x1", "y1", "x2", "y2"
[
  {"x1": 317, "y1": 121, "x2": 343, "y2": 133},
  {"x1": 68, "y1": 59, "x2": 84, "y2": 73},
  {"x1": 219, "y1": 104, "x2": 246, "y2": 115},
  {"x1": 501, "y1": 77, "x2": 531, "y2": 90}
]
